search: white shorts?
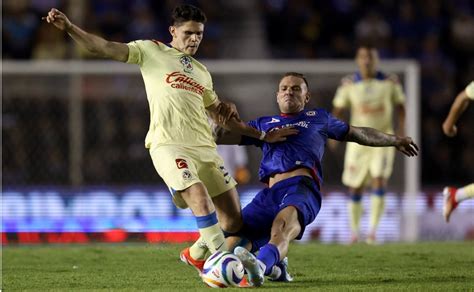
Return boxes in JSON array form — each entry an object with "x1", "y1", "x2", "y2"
[
  {"x1": 150, "y1": 145, "x2": 237, "y2": 209},
  {"x1": 341, "y1": 143, "x2": 395, "y2": 188}
]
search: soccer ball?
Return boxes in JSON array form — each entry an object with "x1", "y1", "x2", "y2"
[{"x1": 201, "y1": 251, "x2": 245, "y2": 288}]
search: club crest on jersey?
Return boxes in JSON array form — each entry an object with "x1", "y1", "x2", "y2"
[
  {"x1": 182, "y1": 170, "x2": 192, "y2": 180},
  {"x1": 180, "y1": 56, "x2": 193, "y2": 73},
  {"x1": 306, "y1": 111, "x2": 316, "y2": 116},
  {"x1": 176, "y1": 158, "x2": 188, "y2": 169}
]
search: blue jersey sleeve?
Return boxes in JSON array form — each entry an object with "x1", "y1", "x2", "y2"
[
  {"x1": 239, "y1": 120, "x2": 264, "y2": 147},
  {"x1": 326, "y1": 111, "x2": 349, "y2": 141}
]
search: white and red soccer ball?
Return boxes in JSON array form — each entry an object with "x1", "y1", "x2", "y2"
[{"x1": 201, "y1": 251, "x2": 245, "y2": 288}]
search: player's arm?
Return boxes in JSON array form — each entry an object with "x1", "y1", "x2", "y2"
[
  {"x1": 207, "y1": 101, "x2": 298, "y2": 143},
  {"x1": 344, "y1": 126, "x2": 419, "y2": 157},
  {"x1": 395, "y1": 104, "x2": 406, "y2": 137},
  {"x1": 327, "y1": 107, "x2": 347, "y2": 151},
  {"x1": 43, "y1": 8, "x2": 128, "y2": 62},
  {"x1": 213, "y1": 127, "x2": 243, "y2": 145},
  {"x1": 442, "y1": 89, "x2": 470, "y2": 137}
]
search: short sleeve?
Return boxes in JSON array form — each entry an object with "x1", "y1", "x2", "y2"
[
  {"x1": 465, "y1": 81, "x2": 474, "y2": 100},
  {"x1": 392, "y1": 83, "x2": 406, "y2": 105},
  {"x1": 203, "y1": 89, "x2": 218, "y2": 108},
  {"x1": 326, "y1": 111, "x2": 349, "y2": 141},
  {"x1": 126, "y1": 40, "x2": 145, "y2": 65},
  {"x1": 239, "y1": 120, "x2": 263, "y2": 147},
  {"x1": 333, "y1": 85, "x2": 350, "y2": 108}
]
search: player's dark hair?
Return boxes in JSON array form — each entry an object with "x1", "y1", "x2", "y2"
[
  {"x1": 171, "y1": 4, "x2": 207, "y2": 26},
  {"x1": 282, "y1": 72, "x2": 309, "y2": 88}
]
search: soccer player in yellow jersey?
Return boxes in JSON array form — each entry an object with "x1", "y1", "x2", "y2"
[
  {"x1": 332, "y1": 45, "x2": 406, "y2": 244},
  {"x1": 44, "y1": 4, "x2": 294, "y2": 272},
  {"x1": 441, "y1": 81, "x2": 474, "y2": 222}
]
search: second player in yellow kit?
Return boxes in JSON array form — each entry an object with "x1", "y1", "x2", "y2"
[{"x1": 332, "y1": 45, "x2": 406, "y2": 244}]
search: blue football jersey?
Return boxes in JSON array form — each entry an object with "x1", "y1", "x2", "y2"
[{"x1": 240, "y1": 108, "x2": 349, "y2": 188}]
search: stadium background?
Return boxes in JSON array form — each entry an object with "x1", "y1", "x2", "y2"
[{"x1": 2, "y1": 0, "x2": 474, "y2": 245}]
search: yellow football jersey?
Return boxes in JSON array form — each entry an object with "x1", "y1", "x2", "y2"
[
  {"x1": 333, "y1": 72, "x2": 405, "y2": 133},
  {"x1": 127, "y1": 40, "x2": 218, "y2": 149},
  {"x1": 465, "y1": 81, "x2": 474, "y2": 100}
]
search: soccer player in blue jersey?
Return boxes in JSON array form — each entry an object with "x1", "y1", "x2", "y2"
[{"x1": 216, "y1": 72, "x2": 419, "y2": 287}]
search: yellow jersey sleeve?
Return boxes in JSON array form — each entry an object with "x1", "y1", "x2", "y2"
[
  {"x1": 388, "y1": 74, "x2": 406, "y2": 105},
  {"x1": 333, "y1": 80, "x2": 351, "y2": 108},
  {"x1": 203, "y1": 89, "x2": 218, "y2": 108},
  {"x1": 126, "y1": 40, "x2": 148, "y2": 65},
  {"x1": 465, "y1": 81, "x2": 474, "y2": 100}
]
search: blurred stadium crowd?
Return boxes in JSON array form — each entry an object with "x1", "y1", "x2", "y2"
[{"x1": 3, "y1": 0, "x2": 474, "y2": 186}]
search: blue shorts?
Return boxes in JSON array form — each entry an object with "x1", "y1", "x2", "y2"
[{"x1": 241, "y1": 176, "x2": 322, "y2": 251}]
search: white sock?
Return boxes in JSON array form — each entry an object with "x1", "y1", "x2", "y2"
[{"x1": 455, "y1": 184, "x2": 474, "y2": 203}]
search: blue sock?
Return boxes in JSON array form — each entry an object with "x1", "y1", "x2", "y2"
[
  {"x1": 373, "y1": 188, "x2": 385, "y2": 197},
  {"x1": 351, "y1": 193, "x2": 362, "y2": 202},
  {"x1": 257, "y1": 243, "x2": 280, "y2": 275}
]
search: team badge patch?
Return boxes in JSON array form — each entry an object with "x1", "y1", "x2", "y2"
[
  {"x1": 180, "y1": 56, "x2": 193, "y2": 73},
  {"x1": 176, "y1": 158, "x2": 188, "y2": 169},
  {"x1": 306, "y1": 111, "x2": 316, "y2": 116},
  {"x1": 182, "y1": 170, "x2": 192, "y2": 180}
]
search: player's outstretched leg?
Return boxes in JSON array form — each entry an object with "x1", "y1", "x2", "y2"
[
  {"x1": 443, "y1": 187, "x2": 458, "y2": 222},
  {"x1": 234, "y1": 246, "x2": 264, "y2": 287},
  {"x1": 268, "y1": 257, "x2": 293, "y2": 282},
  {"x1": 443, "y1": 184, "x2": 474, "y2": 222}
]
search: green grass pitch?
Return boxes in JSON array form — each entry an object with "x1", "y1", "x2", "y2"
[{"x1": 2, "y1": 242, "x2": 473, "y2": 291}]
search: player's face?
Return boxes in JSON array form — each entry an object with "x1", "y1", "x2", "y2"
[
  {"x1": 169, "y1": 21, "x2": 204, "y2": 55},
  {"x1": 276, "y1": 76, "x2": 310, "y2": 114},
  {"x1": 356, "y1": 47, "x2": 378, "y2": 76}
]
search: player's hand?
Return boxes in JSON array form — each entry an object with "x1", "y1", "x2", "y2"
[
  {"x1": 394, "y1": 136, "x2": 419, "y2": 157},
  {"x1": 217, "y1": 102, "x2": 240, "y2": 125},
  {"x1": 442, "y1": 122, "x2": 457, "y2": 137},
  {"x1": 42, "y1": 8, "x2": 72, "y2": 31},
  {"x1": 264, "y1": 127, "x2": 299, "y2": 143}
]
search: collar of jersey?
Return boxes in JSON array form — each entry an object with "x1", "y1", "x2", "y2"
[
  {"x1": 280, "y1": 110, "x2": 304, "y2": 118},
  {"x1": 354, "y1": 71, "x2": 386, "y2": 82},
  {"x1": 162, "y1": 42, "x2": 191, "y2": 56}
]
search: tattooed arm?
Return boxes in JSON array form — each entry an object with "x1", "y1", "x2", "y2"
[{"x1": 344, "y1": 126, "x2": 419, "y2": 157}]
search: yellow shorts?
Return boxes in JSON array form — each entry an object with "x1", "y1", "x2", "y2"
[
  {"x1": 149, "y1": 145, "x2": 237, "y2": 209},
  {"x1": 341, "y1": 143, "x2": 395, "y2": 188}
]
